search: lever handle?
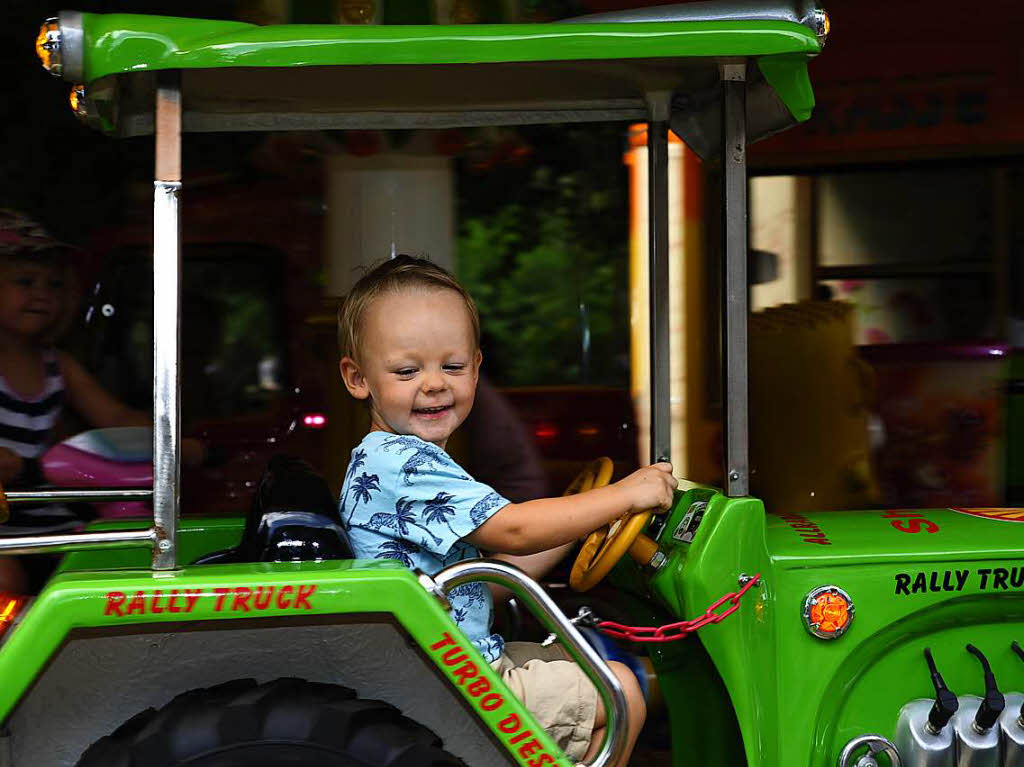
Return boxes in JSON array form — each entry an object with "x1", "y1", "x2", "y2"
[
  {"x1": 1010, "y1": 641, "x2": 1024, "y2": 721},
  {"x1": 924, "y1": 648, "x2": 958, "y2": 733},
  {"x1": 966, "y1": 644, "x2": 1004, "y2": 731}
]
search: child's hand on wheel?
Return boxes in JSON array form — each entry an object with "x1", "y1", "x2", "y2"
[{"x1": 610, "y1": 462, "x2": 677, "y2": 514}]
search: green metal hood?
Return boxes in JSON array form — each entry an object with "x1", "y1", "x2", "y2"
[
  {"x1": 51, "y1": 4, "x2": 821, "y2": 155},
  {"x1": 645, "y1": 494, "x2": 1024, "y2": 767},
  {"x1": 767, "y1": 506, "x2": 1024, "y2": 569}
]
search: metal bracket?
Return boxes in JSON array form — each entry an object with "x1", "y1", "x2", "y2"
[{"x1": 720, "y1": 62, "x2": 746, "y2": 82}]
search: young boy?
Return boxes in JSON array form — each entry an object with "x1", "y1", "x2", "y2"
[{"x1": 338, "y1": 255, "x2": 676, "y2": 766}]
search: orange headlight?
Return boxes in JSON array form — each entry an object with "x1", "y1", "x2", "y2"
[{"x1": 803, "y1": 585, "x2": 854, "y2": 639}]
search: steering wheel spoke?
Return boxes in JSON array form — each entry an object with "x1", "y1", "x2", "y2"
[{"x1": 566, "y1": 458, "x2": 659, "y2": 592}]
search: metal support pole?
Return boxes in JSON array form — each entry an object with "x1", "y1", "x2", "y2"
[
  {"x1": 647, "y1": 93, "x2": 671, "y2": 465},
  {"x1": 153, "y1": 71, "x2": 182, "y2": 569},
  {"x1": 721, "y1": 64, "x2": 749, "y2": 497}
]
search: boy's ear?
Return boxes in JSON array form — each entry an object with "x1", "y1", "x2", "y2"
[
  {"x1": 339, "y1": 357, "x2": 370, "y2": 400},
  {"x1": 473, "y1": 348, "x2": 483, "y2": 378}
]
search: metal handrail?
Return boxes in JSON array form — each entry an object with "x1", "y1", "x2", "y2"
[
  {"x1": 0, "y1": 528, "x2": 154, "y2": 555},
  {"x1": 6, "y1": 489, "x2": 152, "y2": 505},
  {"x1": 429, "y1": 559, "x2": 629, "y2": 767}
]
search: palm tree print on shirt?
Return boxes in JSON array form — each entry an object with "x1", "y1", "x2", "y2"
[
  {"x1": 368, "y1": 497, "x2": 443, "y2": 547},
  {"x1": 374, "y1": 539, "x2": 422, "y2": 567},
  {"x1": 381, "y1": 435, "x2": 470, "y2": 485},
  {"x1": 345, "y1": 472, "x2": 381, "y2": 524},
  {"x1": 422, "y1": 492, "x2": 459, "y2": 537},
  {"x1": 338, "y1": 448, "x2": 367, "y2": 519}
]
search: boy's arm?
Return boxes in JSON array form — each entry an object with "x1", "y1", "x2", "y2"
[{"x1": 465, "y1": 463, "x2": 676, "y2": 555}]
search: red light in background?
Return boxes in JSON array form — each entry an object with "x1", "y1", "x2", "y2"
[
  {"x1": 577, "y1": 425, "x2": 600, "y2": 437},
  {"x1": 534, "y1": 424, "x2": 558, "y2": 440},
  {"x1": 301, "y1": 413, "x2": 328, "y2": 429}
]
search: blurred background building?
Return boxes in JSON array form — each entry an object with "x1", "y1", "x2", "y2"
[{"x1": 4, "y1": 0, "x2": 1024, "y2": 515}]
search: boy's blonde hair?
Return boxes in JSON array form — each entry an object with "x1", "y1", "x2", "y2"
[{"x1": 337, "y1": 255, "x2": 480, "y2": 362}]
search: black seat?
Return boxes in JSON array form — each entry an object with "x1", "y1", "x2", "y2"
[{"x1": 193, "y1": 455, "x2": 353, "y2": 565}]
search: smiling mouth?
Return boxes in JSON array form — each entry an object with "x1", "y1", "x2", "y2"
[{"x1": 413, "y1": 405, "x2": 453, "y2": 417}]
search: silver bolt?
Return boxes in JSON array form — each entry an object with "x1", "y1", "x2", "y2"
[
  {"x1": 728, "y1": 470, "x2": 740, "y2": 481},
  {"x1": 157, "y1": 539, "x2": 172, "y2": 552}
]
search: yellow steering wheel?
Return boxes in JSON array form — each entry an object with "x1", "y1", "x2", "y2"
[{"x1": 567, "y1": 458, "x2": 660, "y2": 592}]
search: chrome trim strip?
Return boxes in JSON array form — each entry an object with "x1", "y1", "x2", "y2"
[
  {"x1": 431, "y1": 560, "x2": 629, "y2": 767},
  {"x1": 0, "y1": 528, "x2": 154, "y2": 556},
  {"x1": 6, "y1": 489, "x2": 152, "y2": 505},
  {"x1": 57, "y1": 11, "x2": 84, "y2": 83},
  {"x1": 561, "y1": 0, "x2": 820, "y2": 32}
]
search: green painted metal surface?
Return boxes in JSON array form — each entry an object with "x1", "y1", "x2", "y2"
[
  {"x1": 56, "y1": 516, "x2": 244, "y2": 572},
  {"x1": 78, "y1": 14, "x2": 819, "y2": 79},
  {"x1": 0, "y1": 561, "x2": 572, "y2": 767},
  {"x1": 70, "y1": 12, "x2": 819, "y2": 128},
  {"x1": 637, "y1": 491, "x2": 1024, "y2": 766}
]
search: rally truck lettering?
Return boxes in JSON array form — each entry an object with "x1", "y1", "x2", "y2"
[
  {"x1": 104, "y1": 585, "x2": 317, "y2": 616},
  {"x1": 895, "y1": 566, "x2": 1024, "y2": 595},
  {"x1": 430, "y1": 632, "x2": 562, "y2": 767}
]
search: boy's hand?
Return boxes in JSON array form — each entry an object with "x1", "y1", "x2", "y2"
[{"x1": 611, "y1": 462, "x2": 678, "y2": 514}]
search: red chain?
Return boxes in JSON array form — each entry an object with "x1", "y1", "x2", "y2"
[{"x1": 595, "y1": 574, "x2": 761, "y2": 643}]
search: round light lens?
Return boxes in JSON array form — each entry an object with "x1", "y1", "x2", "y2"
[
  {"x1": 35, "y1": 18, "x2": 62, "y2": 76},
  {"x1": 803, "y1": 585, "x2": 854, "y2": 639},
  {"x1": 813, "y1": 9, "x2": 831, "y2": 44},
  {"x1": 69, "y1": 84, "x2": 86, "y2": 117}
]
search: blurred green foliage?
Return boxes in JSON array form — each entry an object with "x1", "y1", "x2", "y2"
[{"x1": 456, "y1": 125, "x2": 630, "y2": 387}]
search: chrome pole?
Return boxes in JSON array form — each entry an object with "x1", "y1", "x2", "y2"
[
  {"x1": 153, "y1": 71, "x2": 182, "y2": 569},
  {"x1": 647, "y1": 92, "x2": 672, "y2": 466},
  {"x1": 721, "y1": 63, "x2": 749, "y2": 497},
  {"x1": 6, "y1": 489, "x2": 152, "y2": 504},
  {"x1": 430, "y1": 560, "x2": 629, "y2": 767},
  {"x1": 0, "y1": 528, "x2": 154, "y2": 556}
]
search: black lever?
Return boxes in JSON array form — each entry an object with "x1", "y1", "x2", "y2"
[
  {"x1": 924, "y1": 648, "x2": 958, "y2": 733},
  {"x1": 1010, "y1": 641, "x2": 1024, "y2": 723},
  {"x1": 966, "y1": 644, "x2": 1004, "y2": 731}
]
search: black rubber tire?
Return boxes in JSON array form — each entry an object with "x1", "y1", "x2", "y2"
[{"x1": 76, "y1": 677, "x2": 465, "y2": 767}]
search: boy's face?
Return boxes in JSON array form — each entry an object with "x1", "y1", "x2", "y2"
[
  {"x1": 340, "y1": 287, "x2": 482, "y2": 449},
  {"x1": 0, "y1": 260, "x2": 63, "y2": 339}
]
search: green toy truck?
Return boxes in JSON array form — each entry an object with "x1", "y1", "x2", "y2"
[{"x1": 14, "y1": 3, "x2": 1023, "y2": 766}]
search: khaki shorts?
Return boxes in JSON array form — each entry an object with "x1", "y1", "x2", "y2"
[{"x1": 491, "y1": 641, "x2": 599, "y2": 762}]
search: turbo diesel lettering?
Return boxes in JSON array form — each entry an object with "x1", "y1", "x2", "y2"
[
  {"x1": 104, "y1": 585, "x2": 318, "y2": 616},
  {"x1": 430, "y1": 632, "x2": 560, "y2": 766}
]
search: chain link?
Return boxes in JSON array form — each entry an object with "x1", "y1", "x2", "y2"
[{"x1": 595, "y1": 573, "x2": 761, "y2": 643}]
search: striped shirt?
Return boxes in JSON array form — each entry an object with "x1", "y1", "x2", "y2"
[
  {"x1": 0, "y1": 349, "x2": 64, "y2": 460},
  {"x1": 0, "y1": 350, "x2": 80, "y2": 535}
]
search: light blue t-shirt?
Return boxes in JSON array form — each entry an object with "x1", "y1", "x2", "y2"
[{"x1": 340, "y1": 431, "x2": 510, "y2": 662}]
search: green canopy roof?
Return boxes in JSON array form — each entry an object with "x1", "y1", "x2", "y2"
[{"x1": 55, "y1": 3, "x2": 822, "y2": 155}]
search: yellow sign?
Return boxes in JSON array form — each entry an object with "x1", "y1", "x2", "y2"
[{"x1": 953, "y1": 508, "x2": 1024, "y2": 523}]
